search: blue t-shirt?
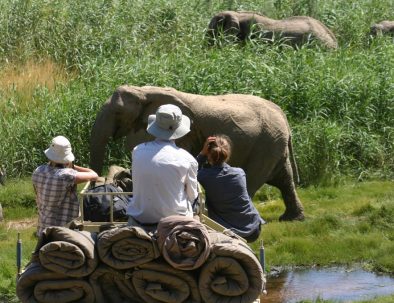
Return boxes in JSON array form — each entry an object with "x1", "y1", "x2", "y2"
[{"x1": 196, "y1": 155, "x2": 264, "y2": 238}]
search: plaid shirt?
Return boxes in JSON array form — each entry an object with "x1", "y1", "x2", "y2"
[{"x1": 32, "y1": 164, "x2": 78, "y2": 235}]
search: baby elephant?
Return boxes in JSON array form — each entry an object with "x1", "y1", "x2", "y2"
[
  {"x1": 207, "y1": 11, "x2": 338, "y2": 49},
  {"x1": 370, "y1": 21, "x2": 394, "y2": 36}
]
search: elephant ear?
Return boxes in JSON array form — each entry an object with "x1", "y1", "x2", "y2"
[
  {"x1": 137, "y1": 86, "x2": 201, "y2": 151},
  {"x1": 208, "y1": 15, "x2": 222, "y2": 32},
  {"x1": 370, "y1": 24, "x2": 383, "y2": 36},
  {"x1": 138, "y1": 86, "x2": 194, "y2": 126},
  {"x1": 223, "y1": 12, "x2": 240, "y2": 36},
  {"x1": 208, "y1": 12, "x2": 240, "y2": 37}
]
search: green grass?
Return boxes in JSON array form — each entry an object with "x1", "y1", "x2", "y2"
[
  {"x1": 253, "y1": 181, "x2": 394, "y2": 274},
  {"x1": 295, "y1": 295, "x2": 394, "y2": 303},
  {"x1": 0, "y1": 219, "x2": 36, "y2": 300},
  {"x1": 359, "y1": 296, "x2": 394, "y2": 303}
]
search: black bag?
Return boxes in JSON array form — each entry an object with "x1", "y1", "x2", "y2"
[
  {"x1": 113, "y1": 169, "x2": 133, "y2": 192},
  {"x1": 83, "y1": 184, "x2": 131, "y2": 222}
]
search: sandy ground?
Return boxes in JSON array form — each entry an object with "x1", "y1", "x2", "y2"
[{"x1": 3, "y1": 218, "x2": 36, "y2": 231}]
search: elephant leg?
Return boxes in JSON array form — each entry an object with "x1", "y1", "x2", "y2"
[
  {"x1": 244, "y1": 158, "x2": 277, "y2": 198},
  {"x1": 267, "y1": 158, "x2": 305, "y2": 221}
]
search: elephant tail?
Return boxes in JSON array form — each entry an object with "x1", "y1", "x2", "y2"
[{"x1": 288, "y1": 135, "x2": 300, "y2": 185}]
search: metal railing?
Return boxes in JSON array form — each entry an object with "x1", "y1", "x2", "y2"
[{"x1": 75, "y1": 181, "x2": 247, "y2": 245}]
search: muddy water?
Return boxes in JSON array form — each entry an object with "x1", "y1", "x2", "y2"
[{"x1": 261, "y1": 267, "x2": 394, "y2": 303}]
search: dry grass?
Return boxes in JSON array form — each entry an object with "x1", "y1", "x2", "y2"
[
  {"x1": 4, "y1": 218, "x2": 36, "y2": 231},
  {"x1": 0, "y1": 59, "x2": 73, "y2": 112}
]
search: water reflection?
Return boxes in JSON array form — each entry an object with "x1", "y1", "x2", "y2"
[{"x1": 261, "y1": 267, "x2": 394, "y2": 303}]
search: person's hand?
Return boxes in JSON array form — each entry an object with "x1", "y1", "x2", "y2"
[{"x1": 200, "y1": 136, "x2": 216, "y2": 156}]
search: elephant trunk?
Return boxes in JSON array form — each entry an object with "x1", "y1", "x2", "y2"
[{"x1": 89, "y1": 106, "x2": 116, "y2": 175}]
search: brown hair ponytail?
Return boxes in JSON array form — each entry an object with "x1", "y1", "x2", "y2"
[{"x1": 207, "y1": 134, "x2": 232, "y2": 165}]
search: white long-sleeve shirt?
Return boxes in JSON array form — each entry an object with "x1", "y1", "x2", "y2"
[{"x1": 127, "y1": 139, "x2": 198, "y2": 224}]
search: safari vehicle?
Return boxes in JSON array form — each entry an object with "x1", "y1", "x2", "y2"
[
  {"x1": 17, "y1": 181, "x2": 265, "y2": 303},
  {"x1": 73, "y1": 181, "x2": 266, "y2": 302},
  {"x1": 74, "y1": 181, "x2": 248, "y2": 241}
]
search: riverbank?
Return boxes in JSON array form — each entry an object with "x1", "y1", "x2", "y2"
[{"x1": 254, "y1": 180, "x2": 393, "y2": 274}]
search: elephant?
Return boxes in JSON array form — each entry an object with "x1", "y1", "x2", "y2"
[
  {"x1": 206, "y1": 11, "x2": 338, "y2": 49},
  {"x1": 90, "y1": 85, "x2": 305, "y2": 221},
  {"x1": 0, "y1": 166, "x2": 5, "y2": 185},
  {"x1": 370, "y1": 21, "x2": 394, "y2": 36},
  {"x1": 0, "y1": 167, "x2": 3, "y2": 221}
]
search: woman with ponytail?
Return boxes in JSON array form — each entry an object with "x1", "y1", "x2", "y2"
[{"x1": 196, "y1": 135, "x2": 264, "y2": 242}]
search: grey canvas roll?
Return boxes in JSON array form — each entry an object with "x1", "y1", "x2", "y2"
[
  {"x1": 16, "y1": 262, "x2": 95, "y2": 303},
  {"x1": 198, "y1": 231, "x2": 265, "y2": 303},
  {"x1": 127, "y1": 260, "x2": 201, "y2": 303},
  {"x1": 156, "y1": 215, "x2": 210, "y2": 270},
  {"x1": 97, "y1": 226, "x2": 160, "y2": 269},
  {"x1": 89, "y1": 264, "x2": 141, "y2": 303},
  {"x1": 37, "y1": 226, "x2": 98, "y2": 277}
]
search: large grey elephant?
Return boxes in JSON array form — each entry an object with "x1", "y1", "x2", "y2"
[
  {"x1": 207, "y1": 11, "x2": 338, "y2": 49},
  {"x1": 370, "y1": 21, "x2": 394, "y2": 36},
  {"x1": 90, "y1": 86, "x2": 304, "y2": 221}
]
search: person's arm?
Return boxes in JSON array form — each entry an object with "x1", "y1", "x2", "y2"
[
  {"x1": 185, "y1": 161, "x2": 199, "y2": 202},
  {"x1": 199, "y1": 136, "x2": 216, "y2": 157},
  {"x1": 197, "y1": 136, "x2": 216, "y2": 168},
  {"x1": 196, "y1": 154, "x2": 208, "y2": 169},
  {"x1": 72, "y1": 164, "x2": 98, "y2": 184}
]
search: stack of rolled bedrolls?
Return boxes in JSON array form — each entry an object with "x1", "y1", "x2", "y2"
[{"x1": 16, "y1": 215, "x2": 265, "y2": 303}]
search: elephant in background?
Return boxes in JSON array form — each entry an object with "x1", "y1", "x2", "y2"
[
  {"x1": 0, "y1": 167, "x2": 4, "y2": 221},
  {"x1": 370, "y1": 21, "x2": 394, "y2": 36},
  {"x1": 90, "y1": 85, "x2": 304, "y2": 221},
  {"x1": 207, "y1": 11, "x2": 338, "y2": 49},
  {"x1": 0, "y1": 166, "x2": 5, "y2": 185}
]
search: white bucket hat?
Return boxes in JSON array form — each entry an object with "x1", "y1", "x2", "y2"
[
  {"x1": 147, "y1": 104, "x2": 191, "y2": 140},
  {"x1": 44, "y1": 136, "x2": 75, "y2": 164}
]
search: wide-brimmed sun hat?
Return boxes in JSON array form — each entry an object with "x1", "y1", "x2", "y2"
[
  {"x1": 44, "y1": 136, "x2": 75, "y2": 164},
  {"x1": 147, "y1": 104, "x2": 191, "y2": 140}
]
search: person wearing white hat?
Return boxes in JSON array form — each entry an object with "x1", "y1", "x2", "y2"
[
  {"x1": 32, "y1": 135, "x2": 98, "y2": 236},
  {"x1": 126, "y1": 104, "x2": 198, "y2": 229}
]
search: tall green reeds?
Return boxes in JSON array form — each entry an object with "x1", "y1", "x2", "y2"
[{"x1": 0, "y1": 0, "x2": 393, "y2": 185}]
